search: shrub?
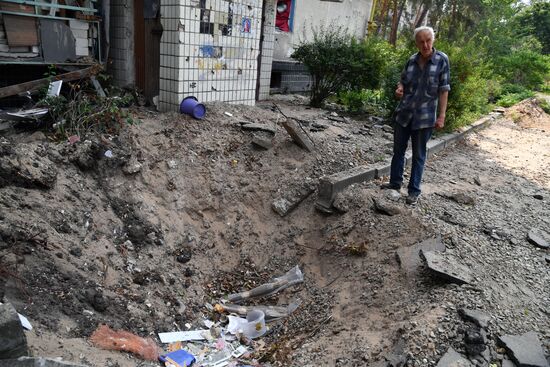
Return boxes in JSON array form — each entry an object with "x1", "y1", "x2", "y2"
[
  {"x1": 337, "y1": 89, "x2": 385, "y2": 114},
  {"x1": 494, "y1": 50, "x2": 550, "y2": 90}
]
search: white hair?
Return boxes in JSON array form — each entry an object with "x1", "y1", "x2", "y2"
[{"x1": 414, "y1": 26, "x2": 435, "y2": 40}]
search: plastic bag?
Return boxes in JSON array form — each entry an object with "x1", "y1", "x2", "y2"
[
  {"x1": 217, "y1": 300, "x2": 301, "y2": 322},
  {"x1": 227, "y1": 265, "x2": 303, "y2": 303},
  {"x1": 89, "y1": 324, "x2": 159, "y2": 361}
]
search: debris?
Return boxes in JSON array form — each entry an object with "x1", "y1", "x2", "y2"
[
  {"x1": 104, "y1": 150, "x2": 113, "y2": 158},
  {"x1": 214, "y1": 301, "x2": 300, "y2": 322},
  {"x1": 498, "y1": 332, "x2": 548, "y2": 367},
  {"x1": 464, "y1": 327, "x2": 486, "y2": 356},
  {"x1": 533, "y1": 193, "x2": 543, "y2": 200},
  {"x1": 447, "y1": 192, "x2": 476, "y2": 205},
  {"x1": 317, "y1": 165, "x2": 376, "y2": 209},
  {"x1": 224, "y1": 112, "x2": 233, "y2": 117},
  {"x1": 46, "y1": 80, "x2": 63, "y2": 97},
  {"x1": 17, "y1": 313, "x2": 32, "y2": 331},
  {"x1": 0, "y1": 66, "x2": 96, "y2": 99},
  {"x1": 271, "y1": 184, "x2": 314, "y2": 217},
  {"x1": 227, "y1": 265, "x2": 303, "y2": 303},
  {"x1": 251, "y1": 135, "x2": 273, "y2": 150},
  {"x1": 180, "y1": 96, "x2": 206, "y2": 120},
  {"x1": 527, "y1": 228, "x2": 549, "y2": 249},
  {"x1": 122, "y1": 157, "x2": 143, "y2": 174},
  {"x1": 5, "y1": 108, "x2": 49, "y2": 121},
  {"x1": 0, "y1": 303, "x2": 28, "y2": 359},
  {"x1": 395, "y1": 236, "x2": 445, "y2": 275},
  {"x1": 241, "y1": 122, "x2": 277, "y2": 135},
  {"x1": 89, "y1": 324, "x2": 159, "y2": 361},
  {"x1": 158, "y1": 330, "x2": 209, "y2": 343},
  {"x1": 68, "y1": 135, "x2": 80, "y2": 145},
  {"x1": 436, "y1": 347, "x2": 473, "y2": 366},
  {"x1": 420, "y1": 250, "x2": 473, "y2": 284},
  {"x1": 159, "y1": 349, "x2": 195, "y2": 367},
  {"x1": 0, "y1": 356, "x2": 89, "y2": 367},
  {"x1": 473, "y1": 176, "x2": 482, "y2": 186},
  {"x1": 281, "y1": 118, "x2": 314, "y2": 152},
  {"x1": 90, "y1": 76, "x2": 106, "y2": 98},
  {"x1": 226, "y1": 310, "x2": 266, "y2": 339},
  {"x1": 458, "y1": 308, "x2": 491, "y2": 329},
  {"x1": 385, "y1": 189, "x2": 401, "y2": 201},
  {"x1": 372, "y1": 197, "x2": 402, "y2": 216}
]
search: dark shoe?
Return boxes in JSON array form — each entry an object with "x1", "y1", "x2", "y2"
[
  {"x1": 406, "y1": 193, "x2": 420, "y2": 205},
  {"x1": 381, "y1": 183, "x2": 401, "y2": 190}
]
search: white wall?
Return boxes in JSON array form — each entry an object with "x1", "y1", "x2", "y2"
[{"x1": 274, "y1": 0, "x2": 372, "y2": 61}]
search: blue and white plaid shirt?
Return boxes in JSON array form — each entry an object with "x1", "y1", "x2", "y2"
[{"x1": 395, "y1": 48, "x2": 451, "y2": 130}]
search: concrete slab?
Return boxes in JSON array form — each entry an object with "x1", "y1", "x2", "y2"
[
  {"x1": 458, "y1": 308, "x2": 491, "y2": 329},
  {"x1": 396, "y1": 236, "x2": 445, "y2": 275},
  {"x1": 241, "y1": 122, "x2": 276, "y2": 135},
  {"x1": 317, "y1": 165, "x2": 376, "y2": 209},
  {"x1": 420, "y1": 250, "x2": 473, "y2": 284},
  {"x1": 0, "y1": 303, "x2": 28, "y2": 359},
  {"x1": 251, "y1": 136, "x2": 273, "y2": 150},
  {"x1": 272, "y1": 183, "x2": 314, "y2": 217},
  {"x1": 374, "y1": 163, "x2": 391, "y2": 179},
  {"x1": 427, "y1": 138, "x2": 446, "y2": 157},
  {"x1": 527, "y1": 228, "x2": 549, "y2": 249},
  {"x1": 498, "y1": 332, "x2": 549, "y2": 367},
  {"x1": 436, "y1": 348, "x2": 473, "y2": 367},
  {"x1": 281, "y1": 118, "x2": 314, "y2": 152}
]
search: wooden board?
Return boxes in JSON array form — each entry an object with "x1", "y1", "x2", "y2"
[
  {"x1": 3, "y1": 15, "x2": 38, "y2": 46},
  {"x1": 0, "y1": 3, "x2": 38, "y2": 47}
]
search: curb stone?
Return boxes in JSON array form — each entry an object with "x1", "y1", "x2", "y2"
[{"x1": 315, "y1": 114, "x2": 501, "y2": 210}]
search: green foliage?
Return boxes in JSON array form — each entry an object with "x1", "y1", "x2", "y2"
[
  {"x1": 292, "y1": 28, "x2": 398, "y2": 107},
  {"x1": 537, "y1": 97, "x2": 550, "y2": 114},
  {"x1": 38, "y1": 82, "x2": 135, "y2": 139},
  {"x1": 291, "y1": 26, "x2": 355, "y2": 107},
  {"x1": 337, "y1": 89, "x2": 385, "y2": 114},
  {"x1": 516, "y1": 2, "x2": 550, "y2": 55},
  {"x1": 494, "y1": 50, "x2": 550, "y2": 90}
]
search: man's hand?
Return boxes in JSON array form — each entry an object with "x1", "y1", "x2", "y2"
[
  {"x1": 395, "y1": 83, "x2": 404, "y2": 99},
  {"x1": 435, "y1": 115, "x2": 445, "y2": 129}
]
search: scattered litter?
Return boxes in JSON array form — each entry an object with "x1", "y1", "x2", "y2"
[
  {"x1": 180, "y1": 96, "x2": 206, "y2": 120},
  {"x1": 227, "y1": 265, "x2": 303, "y2": 303},
  {"x1": 159, "y1": 349, "x2": 195, "y2": 367},
  {"x1": 104, "y1": 150, "x2": 113, "y2": 158},
  {"x1": 158, "y1": 330, "x2": 210, "y2": 343},
  {"x1": 5, "y1": 108, "x2": 49, "y2": 121},
  {"x1": 215, "y1": 301, "x2": 300, "y2": 322},
  {"x1": 47, "y1": 80, "x2": 63, "y2": 97},
  {"x1": 18, "y1": 313, "x2": 32, "y2": 331},
  {"x1": 68, "y1": 135, "x2": 80, "y2": 145},
  {"x1": 224, "y1": 112, "x2": 233, "y2": 117},
  {"x1": 89, "y1": 324, "x2": 159, "y2": 361},
  {"x1": 226, "y1": 310, "x2": 266, "y2": 339}
]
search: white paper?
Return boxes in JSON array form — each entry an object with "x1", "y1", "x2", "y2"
[
  {"x1": 158, "y1": 329, "x2": 209, "y2": 343},
  {"x1": 18, "y1": 313, "x2": 32, "y2": 330}
]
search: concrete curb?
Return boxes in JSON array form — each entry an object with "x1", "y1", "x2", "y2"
[{"x1": 315, "y1": 113, "x2": 503, "y2": 210}]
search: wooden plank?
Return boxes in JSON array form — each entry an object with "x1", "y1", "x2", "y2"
[
  {"x1": 0, "y1": 66, "x2": 97, "y2": 99},
  {"x1": 3, "y1": 15, "x2": 38, "y2": 46}
]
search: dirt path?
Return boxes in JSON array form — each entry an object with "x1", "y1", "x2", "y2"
[{"x1": 0, "y1": 97, "x2": 548, "y2": 366}]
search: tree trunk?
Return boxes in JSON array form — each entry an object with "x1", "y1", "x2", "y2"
[
  {"x1": 414, "y1": 2, "x2": 430, "y2": 28},
  {"x1": 376, "y1": 0, "x2": 390, "y2": 36},
  {"x1": 389, "y1": 0, "x2": 399, "y2": 45}
]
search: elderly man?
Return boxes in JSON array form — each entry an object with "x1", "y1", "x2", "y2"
[{"x1": 381, "y1": 26, "x2": 450, "y2": 205}]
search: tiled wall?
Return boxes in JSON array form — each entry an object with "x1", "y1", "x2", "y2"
[
  {"x1": 257, "y1": 2, "x2": 275, "y2": 100},
  {"x1": 109, "y1": 0, "x2": 134, "y2": 87},
  {"x1": 159, "y1": 0, "x2": 264, "y2": 112}
]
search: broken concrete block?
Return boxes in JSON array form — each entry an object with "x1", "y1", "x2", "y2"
[
  {"x1": 436, "y1": 348, "x2": 473, "y2": 367},
  {"x1": 420, "y1": 250, "x2": 473, "y2": 284},
  {"x1": 396, "y1": 236, "x2": 445, "y2": 275},
  {"x1": 316, "y1": 165, "x2": 376, "y2": 209},
  {"x1": 281, "y1": 118, "x2": 314, "y2": 152},
  {"x1": 251, "y1": 136, "x2": 273, "y2": 150},
  {"x1": 498, "y1": 332, "x2": 548, "y2": 367},
  {"x1": 527, "y1": 228, "x2": 549, "y2": 249},
  {"x1": 0, "y1": 357, "x2": 89, "y2": 367},
  {"x1": 448, "y1": 192, "x2": 476, "y2": 205},
  {"x1": 458, "y1": 308, "x2": 490, "y2": 329},
  {"x1": 0, "y1": 303, "x2": 28, "y2": 359},
  {"x1": 241, "y1": 122, "x2": 276, "y2": 135},
  {"x1": 372, "y1": 197, "x2": 402, "y2": 216},
  {"x1": 272, "y1": 184, "x2": 314, "y2": 217}
]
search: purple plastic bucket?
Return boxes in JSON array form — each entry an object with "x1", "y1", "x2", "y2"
[{"x1": 180, "y1": 96, "x2": 206, "y2": 119}]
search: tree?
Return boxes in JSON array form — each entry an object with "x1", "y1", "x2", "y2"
[{"x1": 516, "y1": 2, "x2": 550, "y2": 54}]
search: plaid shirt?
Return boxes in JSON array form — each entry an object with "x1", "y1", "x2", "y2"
[{"x1": 395, "y1": 48, "x2": 451, "y2": 130}]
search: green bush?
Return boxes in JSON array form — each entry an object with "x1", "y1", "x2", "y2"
[
  {"x1": 337, "y1": 89, "x2": 385, "y2": 114},
  {"x1": 494, "y1": 50, "x2": 550, "y2": 90}
]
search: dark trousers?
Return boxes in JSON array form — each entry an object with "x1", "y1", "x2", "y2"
[{"x1": 389, "y1": 123, "x2": 433, "y2": 195}]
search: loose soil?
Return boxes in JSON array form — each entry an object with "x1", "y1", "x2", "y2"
[{"x1": 0, "y1": 95, "x2": 548, "y2": 366}]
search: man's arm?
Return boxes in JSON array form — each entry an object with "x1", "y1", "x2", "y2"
[{"x1": 435, "y1": 90, "x2": 448, "y2": 129}]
